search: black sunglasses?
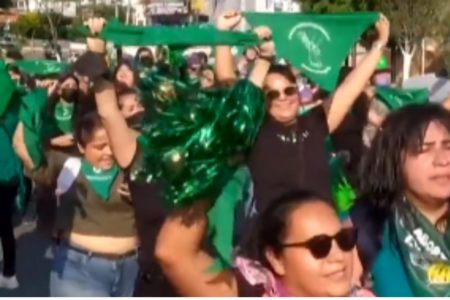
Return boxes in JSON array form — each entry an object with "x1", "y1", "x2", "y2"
[
  {"x1": 281, "y1": 228, "x2": 357, "y2": 259},
  {"x1": 265, "y1": 86, "x2": 298, "y2": 101}
]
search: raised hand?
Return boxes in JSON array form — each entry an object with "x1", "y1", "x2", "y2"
[
  {"x1": 254, "y1": 26, "x2": 275, "y2": 58},
  {"x1": 216, "y1": 10, "x2": 242, "y2": 31},
  {"x1": 375, "y1": 14, "x2": 390, "y2": 46}
]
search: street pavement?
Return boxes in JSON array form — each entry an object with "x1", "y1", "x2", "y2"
[{"x1": 0, "y1": 222, "x2": 52, "y2": 297}]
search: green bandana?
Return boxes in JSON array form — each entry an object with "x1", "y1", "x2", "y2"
[
  {"x1": 375, "y1": 87, "x2": 429, "y2": 110},
  {"x1": 19, "y1": 88, "x2": 58, "y2": 168},
  {"x1": 81, "y1": 19, "x2": 259, "y2": 47},
  {"x1": 81, "y1": 160, "x2": 119, "y2": 201},
  {"x1": 54, "y1": 101, "x2": 74, "y2": 134},
  {"x1": 14, "y1": 60, "x2": 69, "y2": 76},
  {"x1": 393, "y1": 199, "x2": 450, "y2": 296},
  {"x1": 244, "y1": 12, "x2": 378, "y2": 91}
]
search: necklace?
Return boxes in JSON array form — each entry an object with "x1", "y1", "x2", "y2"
[{"x1": 276, "y1": 130, "x2": 309, "y2": 144}]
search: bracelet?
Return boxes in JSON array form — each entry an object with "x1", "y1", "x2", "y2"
[
  {"x1": 372, "y1": 41, "x2": 386, "y2": 51},
  {"x1": 258, "y1": 55, "x2": 275, "y2": 63}
]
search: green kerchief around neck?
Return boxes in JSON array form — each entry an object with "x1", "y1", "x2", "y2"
[
  {"x1": 375, "y1": 86, "x2": 429, "y2": 110},
  {"x1": 393, "y1": 199, "x2": 450, "y2": 296},
  {"x1": 54, "y1": 101, "x2": 74, "y2": 134},
  {"x1": 81, "y1": 160, "x2": 119, "y2": 201},
  {"x1": 14, "y1": 60, "x2": 69, "y2": 76},
  {"x1": 244, "y1": 12, "x2": 379, "y2": 91},
  {"x1": 81, "y1": 19, "x2": 259, "y2": 47}
]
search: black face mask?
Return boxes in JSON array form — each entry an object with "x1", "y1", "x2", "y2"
[
  {"x1": 139, "y1": 57, "x2": 154, "y2": 68},
  {"x1": 126, "y1": 111, "x2": 145, "y2": 130},
  {"x1": 60, "y1": 88, "x2": 78, "y2": 103}
]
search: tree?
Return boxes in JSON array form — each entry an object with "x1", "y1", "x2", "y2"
[
  {"x1": 375, "y1": 0, "x2": 449, "y2": 82},
  {"x1": 300, "y1": 0, "x2": 377, "y2": 13},
  {"x1": 12, "y1": 12, "x2": 47, "y2": 41}
]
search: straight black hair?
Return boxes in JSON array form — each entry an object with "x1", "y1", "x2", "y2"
[
  {"x1": 73, "y1": 110, "x2": 104, "y2": 147},
  {"x1": 239, "y1": 190, "x2": 334, "y2": 270},
  {"x1": 267, "y1": 64, "x2": 297, "y2": 85}
]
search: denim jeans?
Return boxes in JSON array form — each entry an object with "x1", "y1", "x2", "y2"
[{"x1": 50, "y1": 244, "x2": 138, "y2": 297}]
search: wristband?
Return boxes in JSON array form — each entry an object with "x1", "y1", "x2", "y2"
[{"x1": 372, "y1": 41, "x2": 386, "y2": 51}]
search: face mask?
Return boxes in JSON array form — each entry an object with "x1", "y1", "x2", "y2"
[
  {"x1": 139, "y1": 57, "x2": 154, "y2": 68},
  {"x1": 126, "y1": 111, "x2": 145, "y2": 130},
  {"x1": 60, "y1": 88, "x2": 78, "y2": 103},
  {"x1": 373, "y1": 73, "x2": 391, "y2": 87}
]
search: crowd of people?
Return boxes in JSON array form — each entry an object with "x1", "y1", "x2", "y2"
[{"x1": 0, "y1": 9, "x2": 449, "y2": 297}]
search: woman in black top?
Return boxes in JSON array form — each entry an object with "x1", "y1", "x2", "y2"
[{"x1": 215, "y1": 13, "x2": 390, "y2": 214}]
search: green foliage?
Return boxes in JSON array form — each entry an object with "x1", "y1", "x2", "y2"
[
  {"x1": 300, "y1": 0, "x2": 377, "y2": 13},
  {"x1": 12, "y1": 12, "x2": 47, "y2": 39}
]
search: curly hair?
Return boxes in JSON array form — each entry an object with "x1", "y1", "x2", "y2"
[{"x1": 352, "y1": 103, "x2": 450, "y2": 274}]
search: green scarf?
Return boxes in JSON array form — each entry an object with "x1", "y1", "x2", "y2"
[
  {"x1": 244, "y1": 12, "x2": 378, "y2": 91},
  {"x1": 54, "y1": 101, "x2": 74, "y2": 134},
  {"x1": 393, "y1": 199, "x2": 450, "y2": 296},
  {"x1": 81, "y1": 19, "x2": 259, "y2": 47},
  {"x1": 14, "y1": 60, "x2": 69, "y2": 76},
  {"x1": 0, "y1": 60, "x2": 16, "y2": 118},
  {"x1": 375, "y1": 87, "x2": 429, "y2": 110},
  {"x1": 19, "y1": 88, "x2": 58, "y2": 168},
  {"x1": 81, "y1": 160, "x2": 119, "y2": 201}
]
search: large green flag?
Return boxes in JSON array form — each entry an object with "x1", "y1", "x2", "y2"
[
  {"x1": 244, "y1": 12, "x2": 379, "y2": 91},
  {"x1": 375, "y1": 86, "x2": 429, "y2": 110},
  {"x1": 81, "y1": 19, "x2": 259, "y2": 47}
]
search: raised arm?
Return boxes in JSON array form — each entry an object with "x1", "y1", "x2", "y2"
[
  {"x1": 248, "y1": 26, "x2": 274, "y2": 88},
  {"x1": 155, "y1": 200, "x2": 238, "y2": 297},
  {"x1": 85, "y1": 18, "x2": 138, "y2": 168},
  {"x1": 327, "y1": 14, "x2": 390, "y2": 133},
  {"x1": 215, "y1": 11, "x2": 242, "y2": 85},
  {"x1": 93, "y1": 78, "x2": 138, "y2": 168}
]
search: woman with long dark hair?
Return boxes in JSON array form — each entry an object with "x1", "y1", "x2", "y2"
[{"x1": 351, "y1": 104, "x2": 450, "y2": 296}]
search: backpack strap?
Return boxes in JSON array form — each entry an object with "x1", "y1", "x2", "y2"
[{"x1": 55, "y1": 157, "x2": 81, "y2": 198}]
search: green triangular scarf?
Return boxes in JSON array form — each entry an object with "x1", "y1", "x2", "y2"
[
  {"x1": 54, "y1": 101, "x2": 74, "y2": 134},
  {"x1": 375, "y1": 86, "x2": 429, "y2": 110},
  {"x1": 244, "y1": 12, "x2": 379, "y2": 91},
  {"x1": 14, "y1": 60, "x2": 69, "y2": 76},
  {"x1": 81, "y1": 160, "x2": 119, "y2": 201}
]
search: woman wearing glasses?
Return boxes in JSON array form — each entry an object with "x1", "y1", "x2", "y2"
[
  {"x1": 155, "y1": 190, "x2": 370, "y2": 297},
  {"x1": 216, "y1": 12, "x2": 390, "y2": 214},
  {"x1": 351, "y1": 104, "x2": 450, "y2": 297}
]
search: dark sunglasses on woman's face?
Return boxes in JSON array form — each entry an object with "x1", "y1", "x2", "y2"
[
  {"x1": 281, "y1": 227, "x2": 357, "y2": 259},
  {"x1": 265, "y1": 86, "x2": 298, "y2": 102}
]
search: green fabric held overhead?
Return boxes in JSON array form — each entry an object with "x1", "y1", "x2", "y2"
[
  {"x1": 244, "y1": 12, "x2": 379, "y2": 91},
  {"x1": 14, "y1": 60, "x2": 69, "y2": 76},
  {"x1": 82, "y1": 19, "x2": 259, "y2": 47},
  {"x1": 0, "y1": 60, "x2": 16, "y2": 118},
  {"x1": 375, "y1": 86, "x2": 429, "y2": 110}
]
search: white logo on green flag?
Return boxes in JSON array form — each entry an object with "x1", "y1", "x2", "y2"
[{"x1": 288, "y1": 22, "x2": 331, "y2": 75}]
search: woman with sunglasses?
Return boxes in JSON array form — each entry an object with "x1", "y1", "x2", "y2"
[
  {"x1": 350, "y1": 104, "x2": 450, "y2": 297},
  {"x1": 216, "y1": 12, "x2": 390, "y2": 214},
  {"x1": 155, "y1": 190, "x2": 370, "y2": 297}
]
